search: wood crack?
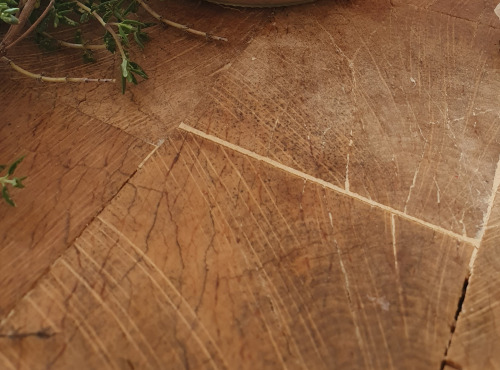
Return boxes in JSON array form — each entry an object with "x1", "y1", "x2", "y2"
[
  {"x1": 439, "y1": 275, "x2": 469, "y2": 370},
  {"x1": 178, "y1": 123, "x2": 479, "y2": 247}
]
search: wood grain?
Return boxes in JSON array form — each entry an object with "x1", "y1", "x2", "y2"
[
  {"x1": 395, "y1": 0, "x2": 500, "y2": 27},
  {"x1": 0, "y1": 130, "x2": 473, "y2": 369},
  {"x1": 186, "y1": 0, "x2": 500, "y2": 238},
  {"x1": 0, "y1": 0, "x2": 499, "y2": 368},
  {"x1": 444, "y1": 184, "x2": 500, "y2": 369},
  {"x1": 0, "y1": 89, "x2": 153, "y2": 317}
]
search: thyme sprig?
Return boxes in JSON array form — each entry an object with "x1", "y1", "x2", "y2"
[
  {"x1": 0, "y1": 0, "x2": 227, "y2": 92},
  {"x1": 0, "y1": 156, "x2": 27, "y2": 207}
]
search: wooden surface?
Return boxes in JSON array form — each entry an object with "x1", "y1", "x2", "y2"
[
  {"x1": 0, "y1": 0, "x2": 499, "y2": 368},
  {"x1": 445, "y1": 184, "x2": 500, "y2": 370}
]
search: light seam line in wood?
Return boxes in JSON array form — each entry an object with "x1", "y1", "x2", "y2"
[
  {"x1": 178, "y1": 122, "x2": 480, "y2": 248},
  {"x1": 466, "y1": 155, "x2": 500, "y2": 271}
]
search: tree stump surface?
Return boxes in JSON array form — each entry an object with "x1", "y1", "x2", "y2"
[{"x1": 0, "y1": 0, "x2": 499, "y2": 369}]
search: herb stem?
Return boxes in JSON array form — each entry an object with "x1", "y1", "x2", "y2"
[
  {"x1": 75, "y1": 1, "x2": 127, "y2": 61},
  {"x1": 136, "y1": 0, "x2": 227, "y2": 42},
  {"x1": 41, "y1": 32, "x2": 106, "y2": 50},
  {"x1": 1, "y1": 56, "x2": 115, "y2": 82},
  {"x1": 0, "y1": 177, "x2": 15, "y2": 186}
]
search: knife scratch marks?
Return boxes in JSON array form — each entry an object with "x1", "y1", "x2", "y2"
[
  {"x1": 327, "y1": 211, "x2": 371, "y2": 369},
  {"x1": 404, "y1": 143, "x2": 427, "y2": 214},
  {"x1": 391, "y1": 215, "x2": 409, "y2": 339},
  {"x1": 97, "y1": 216, "x2": 227, "y2": 370}
]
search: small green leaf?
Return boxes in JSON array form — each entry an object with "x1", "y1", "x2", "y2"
[
  {"x1": 2, "y1": 186, "x2": 15, "y2": 207},
  {"x1": 82, "y1": 49, "x2": 95, "y2": 63},
  {"x1": 13, "y1": 176, "x2": 27, "y2": 189},
  {"x1": 80, "y1": 12, "x2": 89, "y2": 23},
  {"x1": 120, "y1": 59, "x2": 128, "y2": 78},
  {"x1": 61, "y1": 15, "x2": 78, "y2": 27},
  {"x1": 4, "y1": 7, "x2": 19, "y2": 14},
  {"x1": 102, "y1": 10, "x2": 112, "y2": 22},
  {"x1": 34, "y1": 32, "x2": 58, "y2": 51},
  {"x1": 113, "y1": 8, "x2": 123, "y2": 21},
  {"x1": 8, "y1": 156, "x2": 24, "y2": 176},
  {"x1": 133, "y1": 31, "x2": 149, "y2": 49},
  {"x1": 104, "y1": 32, "x2": 116, "y2": 53},
  {"x1": 129, "y1": 62, "x2": 148, "y2": 79},
  {"x1": 118, "y1": 25, "x2": 129, "y2": 45},
  {"x1": 123, "y1": 0, "x2": 138, "y2": 15},
  {"x1": 1, "y1": 14, "x2": 18, "y2": 24}
]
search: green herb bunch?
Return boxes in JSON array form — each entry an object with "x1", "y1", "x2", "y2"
[
  {"x1": 0, "y1": 156, "x2": 26, "y2": 206},
  {"x1": 0, "y1": 0, "x2": 226, "y2": 92},
  {"x1": 33, "y1": 0, "x2": 151, "y2": 92}
]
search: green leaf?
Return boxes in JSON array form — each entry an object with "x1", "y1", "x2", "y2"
[
  {"x1": 2, "y1": 186, "x2": 15, "y2": 207},
  {"x1": 120, "y1": 59, "x2": 128, "y2": 78},
  {"x1": 129, "y1": 62, "x2": 148, "y2": 79},
  {"x1": 104, "y1": 32, "x2": 116, "y2": 53},
  {"x1": 128, "y1": 72, "x2": 137, "y2": 85},
  {"x1": 82, "y1": 49, "x2": 96, "y2": 63},
  {"x1": 1, "y1": 13, "x2": 18, "y2": 24},
  {"x1": 102, "y1": 10, "x2": 112, "y2": 22},
  {"x1": 8, "y1": 156, "x2": 24, "y2": 176},
  {"x1": 13, "y1": 176, "x2": 27, "y2": 189},
  {"x1": 123, "y1": 0, "x2": 138, "y2": 15},
  {"x1": 118, "y1": 25, "x2": 129, "y2": 45},
  {"x1": 61, "y1": 15, "x2": 78, "y2": 27},
  {"x1": 34, "y1": 32, "x2": 58, "y2": 51},
  {"x1": 133, "y1": 32, "x2": 144, "y2": 49},
  {"x1": 133, "y1": 30, "x2": 149, "y2": 49},
  {"x1": 3, "y1": 7, "x2": 19, "y2": 14},
  {"x1": 113, "y1": 8, "x2": 123, "y2": 21},
  {"x1": 80, "y1": 12, "x2": 89, "y2": 23}
]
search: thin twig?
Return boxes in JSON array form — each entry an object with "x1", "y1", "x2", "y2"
[
  {"x1": 5, "y1": 0, "x2": 55, "y2": 51},
  {"x1": 41, "y1": 32, "x2": 106, "y2": 50},
  {"x1": 136, "y1": 0, "x2": 227, "y2": 42},
  {"x1": 2, "y1": 56, "x2": 115, "y2": 83}
]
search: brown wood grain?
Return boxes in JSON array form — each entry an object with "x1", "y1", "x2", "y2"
[
  {"x1": 0, "y1": 0, "x2": 499, "y2": 368},
  {"x1": 395, "y1": 0, "x2": 500, "y2": 27},
  {"x1": 0, "y1": 90, "x2": 153, "y2": 317},
  {"x1": 444, "y1": 184, "x2": 500, "y2": 369},
  {"x1": 186, "y1": 0, "x2": 500, "y2": 238},
  {"x1": 0, "y1": 130, "x2": 473, "y2": 369}
]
